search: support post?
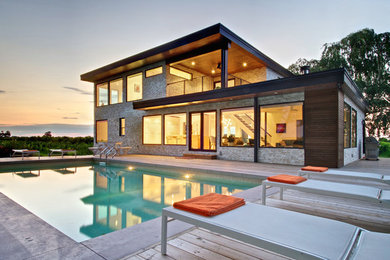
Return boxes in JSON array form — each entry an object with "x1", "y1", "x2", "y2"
[
  {"x1": 254, "y1": 97, "x2": 259, "y2": 162},
  {"x1": 161, "y1": 214, "x2": 168, "y2": 255},
  {"x1": 221, "y1": 43, "x2": 229, "y2": 88},
  {"x1": 261, "y1": 184, "x2": 266, "y2": 205}
]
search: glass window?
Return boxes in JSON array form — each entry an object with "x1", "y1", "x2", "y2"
[
  {"x1": 145, "y1": 66, "x2": 163, "y2": 78},
  {"x1": 164, "y1": 113, "x2": 186, "y2": 145},
  {"x1": 127, "y1": 73, "x2": 142, "y2": 101},
  {"x1": 119, "y1": 118, "x2": 125, "y2": 136},
  {"x1": 97, "y1": 83, "x2": 108, "y2": 106},
  {"x1": 191, "y1": 113, "x2": 201, "y2": 150},
  {"x1": 169, "y1": 67, "x2": 192, "y2": 80},
  {"x1": 143, "y1": 115, "x2": 162, "y2": 144},
  {"x1": 351, "y1": 109, "x2": 357, "y2": 147},
  {"x1": 203, "y1": 112, "x2": 216, "y2": 150},
  {"x1": 110, "y1": 78, "x2": 123, "y2": 104},
  {"x1": 96, "y1": 120, "x2": 108, "y2": 142},
  {"x1": 260, "y1": 103, "x2": 303, "y2": 148},
  {"x1": 214, "y1": 79, "x2": 235, "y2": 89},
  {"x1": 344, "y1": 103, "x2": 351, "y2": 148},
  {"x1": 221, "y1": 107, "x2": 254, "y2": 147}
]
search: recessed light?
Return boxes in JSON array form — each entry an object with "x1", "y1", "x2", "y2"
[
  {"x1": 191, "y1": 61, "x2": 195, "y2": 66},
  {"x1": 211, "y1": 69, "x2": 216, "y2": 74},
  {"x1": 243, "y1": 62, "x2": 247, "y2": 67}
]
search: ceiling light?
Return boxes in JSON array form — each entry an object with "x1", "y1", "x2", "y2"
[
  {"x1": 191, "y1": 61, "x2": 195, "y2": 66},
  {"x1": 243, "y1": 62, "x2": 247, "y2": 67},
  {"x1": 211, "y1": 69, "x2": 216, "y2": 74}
]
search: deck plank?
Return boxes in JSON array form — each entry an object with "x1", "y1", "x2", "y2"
[{"x1": 168, "y1": 238, "x2": 231, "y2": 260}]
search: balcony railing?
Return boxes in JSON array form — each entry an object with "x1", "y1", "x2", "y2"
[{"x1": 166, "y1": 75, "x2": 251, "y2": 97}]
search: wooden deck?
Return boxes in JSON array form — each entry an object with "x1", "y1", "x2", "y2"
[{"x1": 122, "y1": 158, "x2": 390, "y2": 260}]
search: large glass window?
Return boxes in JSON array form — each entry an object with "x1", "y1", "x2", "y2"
[
  {"x1": 260, "y1": 103, "x2": 303, "y2": 148},
  {"x1": 190, "y1": 112, "x2": 216, "y2": 150},
  {"x1": 164, "y1": 113, "x2": 186, "y2": 145},
  {"x1": 96, "y1": 120, "x2": 108, "y2": 142},
  {"x1": 344, "y1": 103, "x2": 351, "y2": 148},
  {"x1": 221, "y1": 107, "x2": 254, "y2": 147},
  {"x1": 110, "y1": 78, "x2": 123, "y2": 104},
  {"x1": 351, "y1": 109, "x2": 357, "y2": 147},
  {"x1": 127, "y1": 73, "x2": 143, "y2": 101},
  {"x1": 143, "y1": 115, "x2": 162, "y2": 144},
  {"x1": 97, "y1": 83, "x2": 108, "y2": 106}
]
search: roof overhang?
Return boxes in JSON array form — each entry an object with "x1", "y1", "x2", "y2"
[
  {"x1": 133, "y1": 68, "x2": 369, "y2": 112},
  {"x1": 80, "y1": 23, "x2": 292, "y2": 82}
]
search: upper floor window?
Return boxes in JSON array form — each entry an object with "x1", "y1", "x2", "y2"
[
  {"x1": 127, "y1": 73, "x2": 143, "y2": 101},
  {"x1": 260, "y1": 102, "x2": 303, "y2": 148},
  {"x1": 96, "y1": 120, "x2": 108, "y2": 142},
  {"x1": 170, "y1": 67, "x2": 192, "y2": 80},
  {"x1": 97, "y1": 83, "x2": 108, "y2": 106},
  {"x1": 110, "y1": 78, "x2": 123, "y2": 104},
  {"x1": 146, "y1": 66, "x2": 163, "y2": 78}
]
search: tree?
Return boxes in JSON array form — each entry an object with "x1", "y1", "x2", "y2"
[
  {"x1": 289, "y1": 28, "x2": 390, "y2": 137},
  {"x1": 43, "y1": 131, "x2": 52, "y2": 137}
]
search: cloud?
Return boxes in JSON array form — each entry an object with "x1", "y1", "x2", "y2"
[
  {"x1": 63, "y1": 86, "x2": 92, "y2": 95},
  {"x1": 0, "y1": 90, "x2": 6, "y2": 94},
  {"x1": 62, "y1": 117, "x2": 78, "y2": 120}
]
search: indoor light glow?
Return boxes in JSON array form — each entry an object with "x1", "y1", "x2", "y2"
[
  {"x1": 211, "y1": 69, "x2": 215, "y2": 74},
  {"x1": 191, "y1": 61, "x2": 195, "y2": 66},
  {"x1": 243, "y1": 62, "x2": 247, "y2": 67}
]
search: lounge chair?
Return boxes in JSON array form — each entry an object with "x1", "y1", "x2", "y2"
[
  {"x1": 299, "y1": 166, "x2": 390, "y2": 185},
  {"x1": 49, "y1": 149, "x2": 77, "y2": 158},
  {"x1": 161, "y1": 202, "x2": 390, "y2": 259},
  {"x1": 261, "y1": 176, "x2": 390, "y2": 207},
  {"x1": 11, "y1": 149, "x2": 40, "y2": 160}
]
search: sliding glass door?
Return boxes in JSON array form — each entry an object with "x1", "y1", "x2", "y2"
[{"x1": 190, "y1": 111, "x2": 216, "y2": 151}]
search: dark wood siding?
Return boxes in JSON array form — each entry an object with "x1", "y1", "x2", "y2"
[{"x1": 304, "y1": 84, "x2": 344, "y2": 167}]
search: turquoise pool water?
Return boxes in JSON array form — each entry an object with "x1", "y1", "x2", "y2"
[{"x1": 0, "y1": 161, "x2": 260, "y2": 242}]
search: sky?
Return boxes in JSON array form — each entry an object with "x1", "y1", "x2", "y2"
[{"x1": 0, "y1": 0, "x2": 389, "y2": 136}]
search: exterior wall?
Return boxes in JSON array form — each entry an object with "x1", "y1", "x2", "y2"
[
  {"x1": 266, "y1": 68, "x2": 283, "y2": 80},
  {"x1": 343, "y1": 95, "x2": 365, "y2": 165},
  {"x1": 232, "y1": 67, "x2": 266, "y2": 84},
  {"x1": 257, "y1": 92, "x2": 305, "y2": 165}
]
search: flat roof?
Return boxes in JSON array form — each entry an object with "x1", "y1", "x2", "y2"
[
  {"x1": 133, "y1": 68, "x2": 368, "y2": 112},
  {"x1": 80, "y1": 23, "x2": 292, "y2": 82}
]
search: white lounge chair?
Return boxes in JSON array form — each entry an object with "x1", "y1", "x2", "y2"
[
  {"x1": 161, "y1": 203, "x2": 390, "y2": 259},
  {"x1": 299, "y1": 168, "x2": 390, "y2": 185},
  {"x1": 11, "y1": 149, "x2": 40, "y2": 160},
  {"x1": 49, "y1": 149, "x2": 77, "y2": 158},
  {"x1": 261, "y1": 178, "x2": 390, "y2": 207}
]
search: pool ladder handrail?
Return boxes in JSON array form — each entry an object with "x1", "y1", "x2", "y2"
[{"x1": 104, "y1": 146, "x2": 118, "y2": 159}]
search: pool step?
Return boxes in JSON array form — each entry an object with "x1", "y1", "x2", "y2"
[{"x1": 182, "y1": 153, "x2": 217, "y2": 160}]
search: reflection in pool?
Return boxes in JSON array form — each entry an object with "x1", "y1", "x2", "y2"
[{"x1": 0, "y1": 162, "x2": 260, "y2": 241}]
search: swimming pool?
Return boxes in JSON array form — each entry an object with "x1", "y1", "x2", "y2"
[{"x1": 0, "y1": 161, "x2": 260, "y2": 242}]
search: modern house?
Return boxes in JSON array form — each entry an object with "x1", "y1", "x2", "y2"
[{"x1": 81, "y1": 24, "x2": 367, "y2": 167}]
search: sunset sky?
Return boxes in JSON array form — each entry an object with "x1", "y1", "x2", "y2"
[{"x1": 0, "y1": 0, "x2": 389, "y2": 136}]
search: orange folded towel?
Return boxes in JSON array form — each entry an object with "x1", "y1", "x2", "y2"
[
  {"x1": 267, "y1": 174, "x2": 307, "y2": 184},
  {"x1": 301, "y1": 166, "x2": 329, "y2": 172},
  {"x1": 173, "y1": 193, "x2": 245, "y2": 217}
]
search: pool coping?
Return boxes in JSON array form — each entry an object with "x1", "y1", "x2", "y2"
[{"x1": 0, "y1": 156, "x2": 266, "y2": 259}]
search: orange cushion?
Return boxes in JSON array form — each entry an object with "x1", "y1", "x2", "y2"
[
  {"x1": 267, "y1": 174, "x2": 307, "y2": 184},
  {"x1": 173, "y1": 193, "x2": 245, "y2": 217},
  {"x1": 301, "y1": 166, "x2": 328, "y2": 172}
]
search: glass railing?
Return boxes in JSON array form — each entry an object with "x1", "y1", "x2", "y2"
[{"x1": 166, "y1": 75, "x2": 251, "y2": 97}]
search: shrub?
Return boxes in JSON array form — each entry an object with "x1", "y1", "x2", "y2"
[{"x1": 379, "y1": 141, "x2": 390, "y2": 158}]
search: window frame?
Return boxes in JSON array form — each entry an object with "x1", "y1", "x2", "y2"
[
  {"x1": 96, "y1": 119, "x2": 108, "y2": 143},
  {"x1": 220, "y1": 106, "x2": 255, "y2": 148},
  {"x1": 163, "y1": 112, "x2": 187, "y2": 146},
  {"x1": 142, "y1": 114, "x2": 162, "y2": 145},
  {"x1": 351, "y1": 108, "x2": 357, "y2": 148},
  {"x1": 127, "y1": 72, "x2": 143, "y2": 102},
  {"x1": 169, "y1": 67, "x2": 193, "y2": 80},
  {"x1": 96, "y1": 82, "x2": 109, "y2": 107},
  {"x1": 119, "y1": 118, "x2": 125, "y2": 136},
  {"x1": 109, "y1": 77, "x2": 124, "y2": 105},
  {"x1": 259, "y1": 101, "x2": 304, "y2": 149},
  {"x1": 344, "y1": 103, "x2": 352, "y2": 149},
  {"x1": 145, "y1": 66, "x2": 163, "y2": 78}
]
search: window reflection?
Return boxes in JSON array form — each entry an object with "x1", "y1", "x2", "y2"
[
  {"x1": 143, "y1": 175, "x2": 161, "y2": 203},
  {"x1": 97, "y1": 83, "x2": 108, "y2": 106}
]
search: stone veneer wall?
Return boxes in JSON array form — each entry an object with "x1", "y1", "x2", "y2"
[
  {"x1": 343, "y1": 95, "x2": 365, "y2": 165},
  {"x1": 266, "y1": 68, "x2": 283, "y2": 80}
]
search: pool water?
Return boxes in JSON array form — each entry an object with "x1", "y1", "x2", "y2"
[{"x1": 0, "y1": 161, "x2": 260, "y2": 242}]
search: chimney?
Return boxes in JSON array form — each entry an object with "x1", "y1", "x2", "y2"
[{"x1": 300, "y1": 65, "x2": 310, "y2": 75}]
